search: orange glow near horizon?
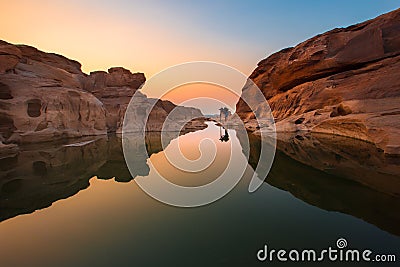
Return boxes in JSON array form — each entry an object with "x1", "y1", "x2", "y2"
[
  {"x1": 0, "y1": 1, "x2": 255, "y2": 75},
  {"x1": 0, "y1": 0, "x2": 174, "y2": 76},
  {"x1": 161, "y1": 83, "x2": 240, "y2": 114},
  {"x1": 0, "y1": 0, "x2": 253, "y2": 110}
]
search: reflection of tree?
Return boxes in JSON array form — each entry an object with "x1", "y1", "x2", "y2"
[
  {"x1": 236, "y1": 130, "x2": 400, "y2": 237},
  {"x1": 219, "y1": 127, "x2": 229, "y2": 142},
  {"x1": 219, "y1": 107, "x2": 230, "y2": 121}
]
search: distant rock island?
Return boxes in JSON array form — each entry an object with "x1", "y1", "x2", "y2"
[
  {"x1": 0, "y1": 41, "x2": 205, "y2": 152},
  {"x1": 236, "y1": 8, "x2": 400, "y2": 155}
]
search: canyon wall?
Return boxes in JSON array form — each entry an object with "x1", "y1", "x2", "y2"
[
  {"x1": 236, "y1": 8, "x2": 400, "y2": 155},
  {"x1": 0, "y1": 40, "x2": 205, "y2": 150}
]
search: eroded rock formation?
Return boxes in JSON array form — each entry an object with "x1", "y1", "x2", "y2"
[
  {"x1": 83, "y1": 67, "x2": 145, "y2": 133},
  {"x1": 0, "y1": 40, "x2": 205, "y2": 149},
  {"x1": 236, "y1": 8, "x2": 400, "y2": 155},
  {"x1": 0, "y1": 40, "x2": 107, "y2": 146}
]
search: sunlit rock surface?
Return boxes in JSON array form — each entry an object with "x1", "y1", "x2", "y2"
[
  {"x1": 236, "y1": 8, "x2": 400, "y2": 155},
  {"x1": 0, "y1": 40, "x2": 206, "y2": 150}
]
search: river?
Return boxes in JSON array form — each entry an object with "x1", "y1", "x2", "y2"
[{"x1": 0, "y1": 122, "x2": 399, "y2": 266}]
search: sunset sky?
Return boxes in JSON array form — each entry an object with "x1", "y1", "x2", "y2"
[{"x1": 1, "y1": 0, "x2": 399, "y2": 113}]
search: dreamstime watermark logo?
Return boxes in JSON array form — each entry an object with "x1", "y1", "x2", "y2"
[
  {"x1": 257, "y1": 238, "x2": 397, "y2": 263},
  {"x1": 122, "y1": 62, "x2": 276, "y2": 207}
]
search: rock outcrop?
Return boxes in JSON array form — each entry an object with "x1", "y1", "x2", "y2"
[
  {"x1": 0, "y1": 40, "x2": 205, "y2": 149},
  {"x1": 123, "y1": 90, "x2": 205, "y2": 133},
  {"x1": 83, "y1": 68, "x2": 204, "y2": 133},
  {"x1": 0, "y1": 40, "x2": 107, "y2": 145},
  {"x1": 236, "y1": 8, "x2": 400, "y2": 155},
  {"x1": 83, "y1": 67, "x2": 145, "y2": 132}
]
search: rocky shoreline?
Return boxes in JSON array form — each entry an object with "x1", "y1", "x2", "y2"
[
  {"x1": 0, "y1": 40, "x2": 206, "y2": 153},
  {"x1": 236, "y1": 8, "x2": 400, "y2": 155}
]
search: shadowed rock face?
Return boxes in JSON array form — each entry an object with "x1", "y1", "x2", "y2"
[
  {"x1": 237, "y1": 131, "x2": 400, "y2": 236},
  {"x1": 0, "y1": 40, "x2": 205, "y2": 148},
  {"x1": 236, "y1": 8, "x2": 400, "y2": 155}
]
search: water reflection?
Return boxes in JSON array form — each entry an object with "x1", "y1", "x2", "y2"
[
  {"x1": 219, "y1": 126, "x2": 230, "y2": 142},
  {"x1": 237, "y1": 131, "x2": 400, "y2": 236},
  {"x1": 0, "y1": 132, "x2": 180, "y2": 222},
  {"x1": 1, "y1": 122, "x2": 400, "y2": 267},
  {"x1": 1, "y1": 123, "x2": 400, "y2": 238}
]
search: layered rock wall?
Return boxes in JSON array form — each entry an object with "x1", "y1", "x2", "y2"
[
  {"x1": 0, "y1": 40, "x2": 205, "y2": 148},
  {"x1": 236, "y1": 9, "x2": 400, "y2": 154}
]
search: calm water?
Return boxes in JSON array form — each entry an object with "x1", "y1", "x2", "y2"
[{"x1": 0, "y1": 122, "x2": 399, "y2": 266}]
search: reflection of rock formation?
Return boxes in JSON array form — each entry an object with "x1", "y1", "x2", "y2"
[
  {"x1": 97, "y1": 132, "x2": 178, "y2": 183},
  {"x1": 0, "y1": 137, "x2": 107, "y2": 222},
  {"x1": 236, "y1": 8, "x2": 400, "y2": 155},
  {"x1": 0, "y1": 40, "x2": 206, "y2": 150},
  {"x1": 238, "y1": 131, "x2": 400, "y2": 236},
  {"x1": 275, "y1": 133, "x2": 400, "y2": 196},
  {"x1": 0, "y1": 131, "x2": 185, "y2": 222}
]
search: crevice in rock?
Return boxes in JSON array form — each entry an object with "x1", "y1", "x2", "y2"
[
  {"x1": 0, "y1": 82, "x2": 13, "y2": 99},
  {"x1": 26, "y1": 99, "x2": 42, "y2": 117},
  {"x1": 0, "y1": 113, "x2": 16, "y2": 140}
]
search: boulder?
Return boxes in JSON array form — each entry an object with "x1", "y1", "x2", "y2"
[
  {"x1": 123, "y1": 91, "x2": 205, "y2": 133},
  {"x1": 0, "y1": 79, "x2": 107, "y2": 144},
  {"x1": 0, "y1": 41, "x2": 107, "y2": 144}
]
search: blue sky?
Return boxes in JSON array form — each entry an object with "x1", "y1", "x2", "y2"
[
  {"x1": 3, "y1": 0, "x2": 398, "y2": 77},
  {"x1": 75, "y1": 0, "x2": 400, "y2": 75}
]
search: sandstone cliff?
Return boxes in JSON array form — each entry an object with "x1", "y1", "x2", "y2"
[
  {"x1": 83, "y1": 67, "x2": 145, "y2": 133},
  {"x1": 236, "y1": 8, "x2": 400, "y2": 155},
  {"x1": 0, "y1": 40, "x2": 205, "y2": 149},
  {"x1": 0, "y1": 41, "x2": 107, "y2": 147}
]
